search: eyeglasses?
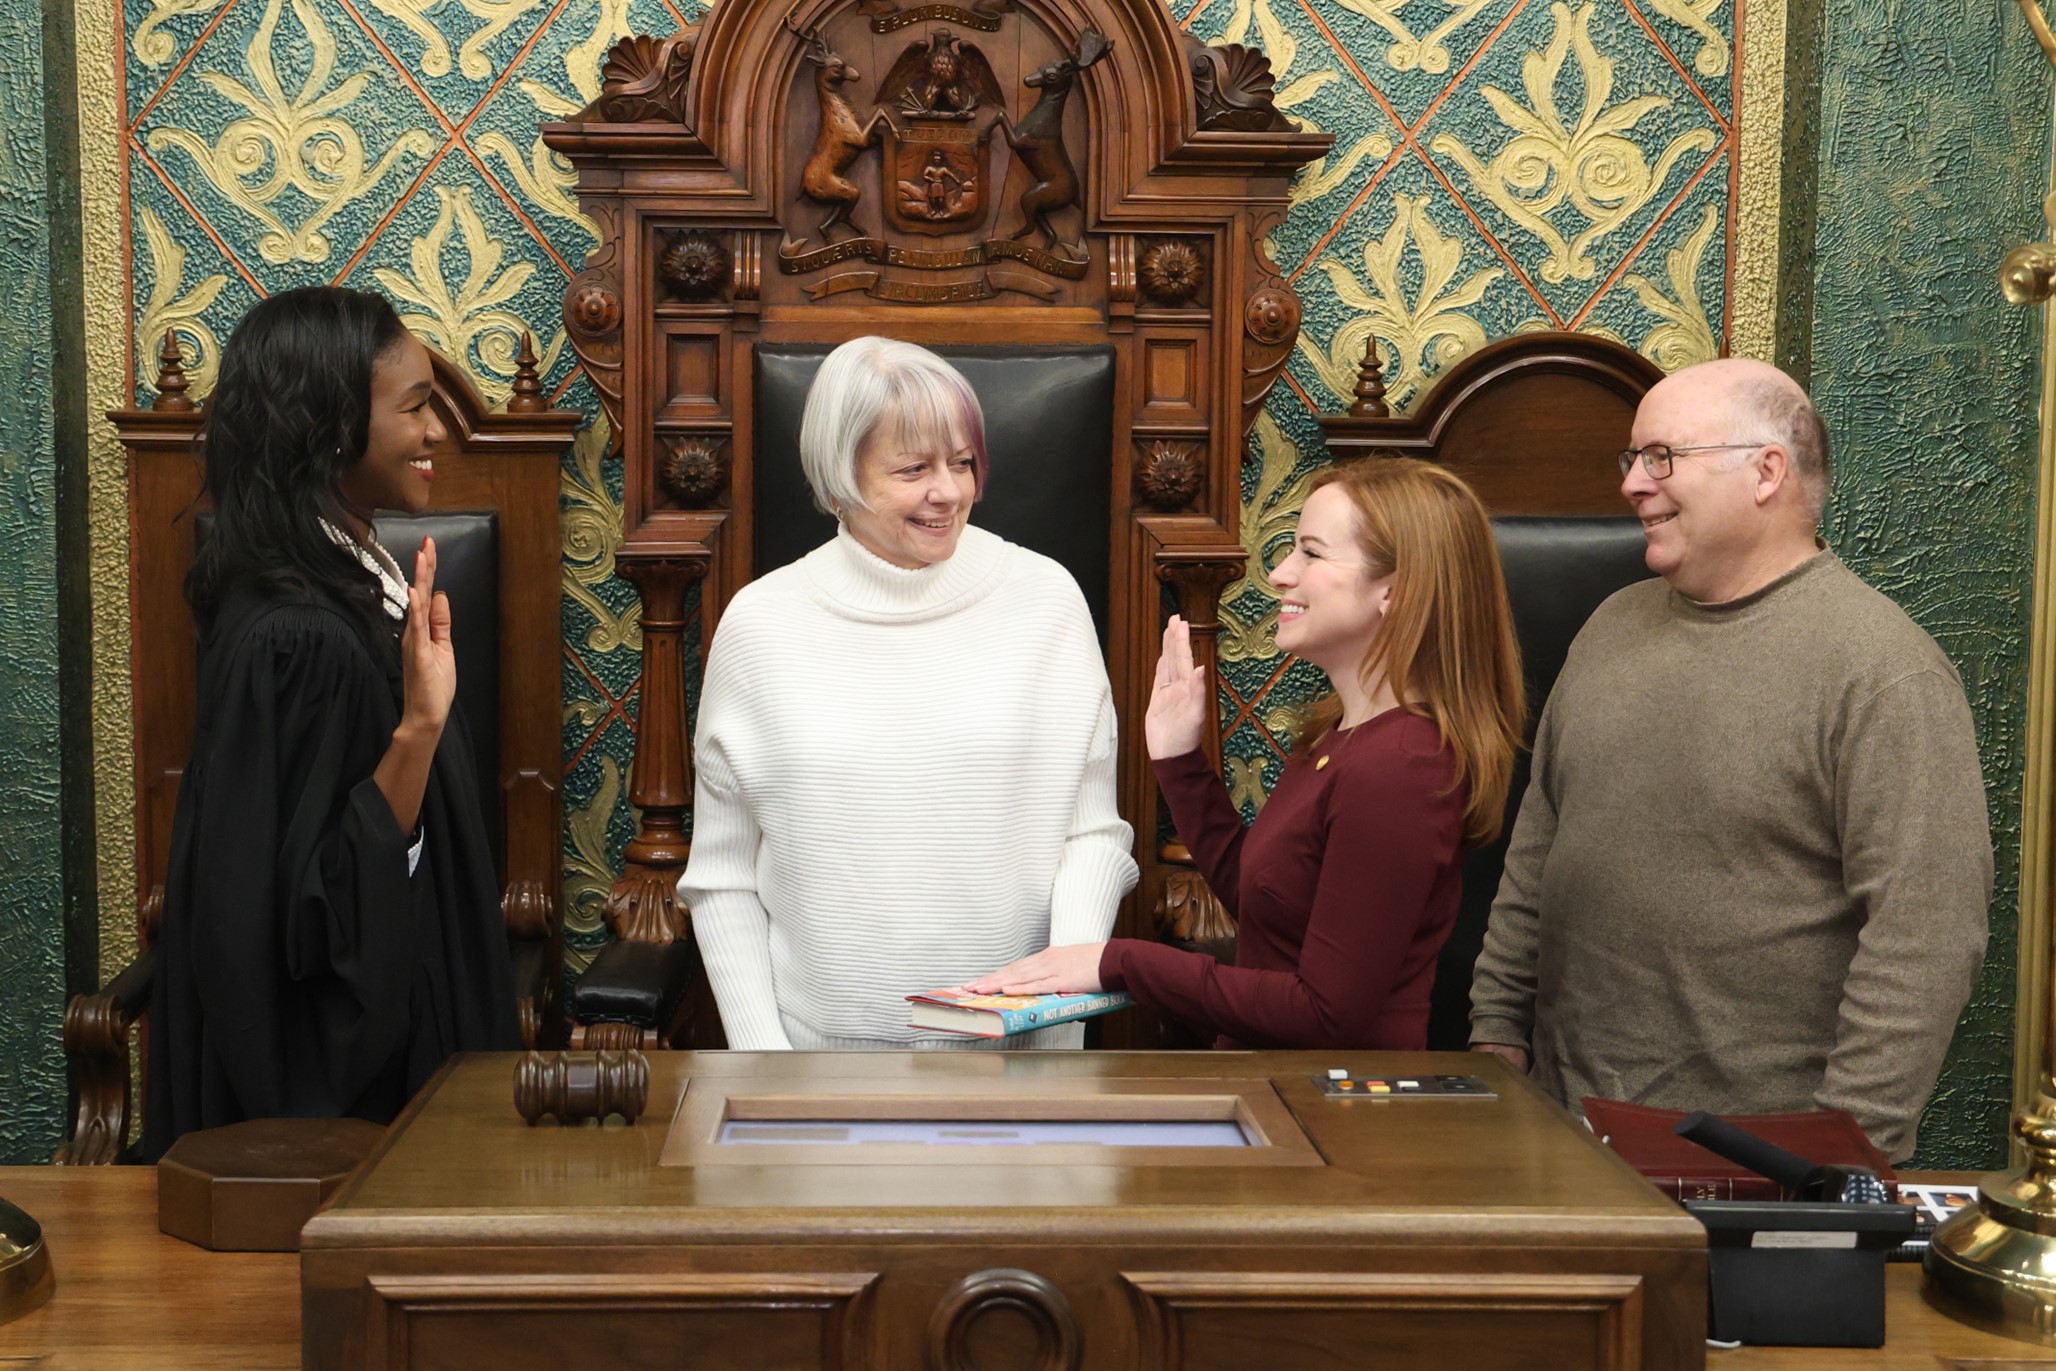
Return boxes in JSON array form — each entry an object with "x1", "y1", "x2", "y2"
[{"x1": 1616, "y1": 443, "x2": 1763, "y2": 479}]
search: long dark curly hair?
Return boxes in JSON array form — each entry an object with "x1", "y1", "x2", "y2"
[{"x1": 185, "y1": 287, "x2": 410, "y2": 638}]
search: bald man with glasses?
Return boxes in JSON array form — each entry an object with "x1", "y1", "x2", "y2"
[{"x1": 1467, "y1": 357, "x2": 1990, "y2": 1162}]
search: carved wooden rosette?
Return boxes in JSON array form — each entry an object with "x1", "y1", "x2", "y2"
[
  {"x1": 659, "y1": 229, "x2": 731, "y2": 302},
  {"x1": 1138, "y1": 238, "x2": 1206, "y2": 307},
  {"x1": 542, "y1": 0, "x2": 1327, "y2": 1046},
  {"x1": 1132, "y1": 439, "x2": 1202, "y2": 510},
  {"x1": 660, "y1": 435, "x2": 731, "y2": 505}
]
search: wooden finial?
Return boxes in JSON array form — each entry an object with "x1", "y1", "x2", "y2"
[
  {"x1": 1347, "y1": 335, "x2": 1389, "y2": 418},
  {"x1": 506, "y1": 331, "x2": 545, "y2": 413},
  {"x1": 153, "y1": 331, "x2": 195, "y2": 412}
]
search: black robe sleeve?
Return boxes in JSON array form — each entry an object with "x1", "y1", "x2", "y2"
[{"x1": 144, "y1": 595, "x2": 516, "y2": 1158}]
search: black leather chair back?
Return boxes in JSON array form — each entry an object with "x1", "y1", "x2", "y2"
[
  {"x1": 192, "y1": 510, "x2": 502, "y2": 873},
  {"x1": 374, "y1": 512, "x2": 500, "y2": 870},
  {"x1": 1425, "y1": 516, "x2": 1653, "y2": 1049},
  {"x1": 752, "y1": 344, "x2": 1117, "y2": 641}
]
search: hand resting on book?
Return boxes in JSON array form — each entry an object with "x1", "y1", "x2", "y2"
[{"x1": 964, "y1": 942, "x2": 1106, "y2": 996}]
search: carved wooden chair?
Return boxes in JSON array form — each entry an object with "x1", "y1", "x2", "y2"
[
  {"x1": 1319, "y1": 331, "x2": 1665, "y2": 1049},
  {"x1": 541, "y1": 0, "x2": 1330, "y2": 1047},
  {"x1": 57, "y1": 337, "x2": 579, "y2": 1163}
]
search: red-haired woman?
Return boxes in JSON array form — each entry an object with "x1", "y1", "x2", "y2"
[{"x1": 968, "y1": 457, "x2": 1524, "y2": 1049}]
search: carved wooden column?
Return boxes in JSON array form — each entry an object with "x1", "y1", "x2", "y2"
[{"x1": 606, "y1": 555, "x2": 705, "y2": 946}]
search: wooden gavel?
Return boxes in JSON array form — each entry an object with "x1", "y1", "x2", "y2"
[{"x1": 512, "y1": 1050, "x2": 650, "y2": 1125}]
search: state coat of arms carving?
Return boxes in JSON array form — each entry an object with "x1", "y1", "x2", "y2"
[
  {"x1": 782, "y1": 9, "x2": 1111, "y2": 301},
  {"x1": 877, "y1": 30, "x2": 1004, "y2": 235}
]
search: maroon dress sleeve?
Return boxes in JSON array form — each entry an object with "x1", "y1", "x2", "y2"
[
  {"x1": 1149, "y1": 745, "x2": 1247, "y2": 915},
  {"x1": 1098, "y1": 737, "x2": 1460, "y2": 1048}
]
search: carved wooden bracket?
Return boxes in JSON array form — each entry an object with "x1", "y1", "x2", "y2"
[
  {"x1": 731, "y1": 231, "x2": 762, "y2": 301},
  {"x1": 502, "y1": 878, "x2": 557, "y2": 939},
  {"x1": 1155, "y1": 865, "x2": 1235, "y2": 942},
  {"x1": 1238, "y1": 211, "x2": 1302, "y2": 440},
  {"x1": 563, "y1": 202, "x2": 625, "y2": 443},
  {"x1": 53, "y1": 940, "x2": 157, "y2": 1165},
  {"x1": 1155, "y1": 555, "x2": 1240, "y2": 634},
  {"x1": 591, "y1": 30, "x2": 700, "y2": 125},
  {"x1": 1182, "y1": 33, "x2": 1292, "y2": 133}
]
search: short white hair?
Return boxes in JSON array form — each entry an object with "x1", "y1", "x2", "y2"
[{"x1": 798, "y1": 336, "x2": 988, "y2": 516}]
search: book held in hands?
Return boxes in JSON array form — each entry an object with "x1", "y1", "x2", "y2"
[{"x1": 906, "y1": 987, "x2": 1131, "y2": 1038}]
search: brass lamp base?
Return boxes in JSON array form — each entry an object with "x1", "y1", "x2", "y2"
[
  {"x1": 1925, "y1": 1112, "x2": 2056, "y2": 1342},
  {"x1": 0, "y1": 1195, "x2": 52, "y2": 1327}
]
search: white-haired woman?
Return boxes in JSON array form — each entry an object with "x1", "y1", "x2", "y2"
[{"x1": 678, "y1": 336, "x2": 1138, "y2": 1049}]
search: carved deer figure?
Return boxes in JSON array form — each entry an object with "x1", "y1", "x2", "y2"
[
  {"x1": 1000, "y1": 31, "x2": 1111, "y2": 252},
  {"x1": 795, "y1": 29, "x2": 887, "y2": 241}
]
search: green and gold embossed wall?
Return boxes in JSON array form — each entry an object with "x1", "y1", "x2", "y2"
[
  {"x1": 55, "y1": 0, "x2": 2040, "y2": 1166},
  {"x1": 1802, "y1": 1, "x2": 2050, "y2": 1166}
]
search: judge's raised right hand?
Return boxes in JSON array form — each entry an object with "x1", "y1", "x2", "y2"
[
  {"x1": 1144, "y1": 615, "x2": 1208, "y2": 760},
  {"x1": 401, "y1": 536, "x2": 457, "y2": 737}
]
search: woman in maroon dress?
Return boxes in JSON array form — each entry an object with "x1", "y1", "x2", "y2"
[{"x1": 968, "y1": 458, "x2": 1524, "y2": 1049}]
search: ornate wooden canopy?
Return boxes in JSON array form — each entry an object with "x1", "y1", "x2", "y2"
[{"x1": 543, "y1": 0, "x2": 1330, "y2": 1043}]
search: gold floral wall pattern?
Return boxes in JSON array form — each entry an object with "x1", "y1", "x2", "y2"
[{"x1": 104, "y1": 0, "x2": 1746, "y2": 952}]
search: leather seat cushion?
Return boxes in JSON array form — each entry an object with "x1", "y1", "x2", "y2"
[{"x1": 568, "y1": 937, "x2": 700, "y2": 1026}]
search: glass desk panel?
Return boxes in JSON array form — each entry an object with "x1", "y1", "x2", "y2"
[{"x1": 716, "y1": 1118, "x2": 1252, "y2": 1146}]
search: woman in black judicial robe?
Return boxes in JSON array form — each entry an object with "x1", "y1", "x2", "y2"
[{"x1": 142, "y1": 287, "x2": 518, "y2": 1160}]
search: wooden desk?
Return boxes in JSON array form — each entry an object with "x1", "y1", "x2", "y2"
[
  {"x1": 305, "y1": 1050, "x2": 1707, "y2": 1370},
  {"x1": 0, "y1": 1165, "x2": 297, "y2": 1369},
  {"x1": 2, "y1": 1106, "x2": 2049, "y2": 1371},
  {"x1": 1722, "y1": 1266, "x2": 2056, "y2": 1369}
]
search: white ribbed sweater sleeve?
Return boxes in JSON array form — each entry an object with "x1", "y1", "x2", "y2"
[
  {"x1": 1047, "y1": 690, "x2": 1133, "y2": 947},
  {"x1": 679, "y1": 732, "x2": 794, "y2": 1050}
]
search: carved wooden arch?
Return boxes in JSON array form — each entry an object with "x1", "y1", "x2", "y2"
[
  {"x1": 1320, "y1": 332, "x2": 1667, "y2": 515},
  {"x1": 544, "y1": 0, "x2": 1330, "y2": 1045}
]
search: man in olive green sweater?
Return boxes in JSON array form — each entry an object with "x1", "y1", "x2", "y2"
[{"x1": 1468, "y1": 358, "x2": 1990, "y2": 1162}]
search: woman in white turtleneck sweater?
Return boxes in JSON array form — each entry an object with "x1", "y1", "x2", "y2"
[{"x1": 677, "y1": 337, "x2": 1138, "y2": 1049}]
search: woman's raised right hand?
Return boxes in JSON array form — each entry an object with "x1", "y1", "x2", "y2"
[
  {"x1": 401, "y1": 536, "x2": 457, "y2": 736},
  {"x1": 1144, "y1": 614, "x2": 1208, "y2": 760}
]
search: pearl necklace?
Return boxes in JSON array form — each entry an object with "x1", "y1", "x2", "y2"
[{"x1": 320, "y1": 519, "x2": 409, "y2": 624}]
